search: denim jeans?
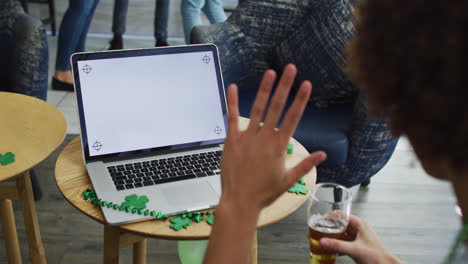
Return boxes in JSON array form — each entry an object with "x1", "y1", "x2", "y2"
[
  {"x1": 181, "y1": 0, "x2": 227, "y2": 44},
  {"x1": 55, "y1": 0, "x2": 99, "y2": 71},
  {"x1": 112, "y1": 0, "x2": 169, "y2": 40}
]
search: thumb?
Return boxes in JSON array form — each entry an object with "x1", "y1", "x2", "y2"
[{"x1": 320, "y1": 237, "x2": 356, "y2": 256}]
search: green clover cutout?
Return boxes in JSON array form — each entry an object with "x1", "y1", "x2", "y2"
[
  {"x1": 120, "y1": 194, "x2": 150, "y2": 211},
  {"x1": 288, "y1": 183, "x2": 308, "y2": 195},
  {"x1": 170, "y1": 216, "x2": 193, "y2": 231},
  {"x1": 0, "y1": 152, "x2": 16, "y2": 166}
]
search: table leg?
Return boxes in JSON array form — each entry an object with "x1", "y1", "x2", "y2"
[
  {"x1": 133, "y1": 239, "x2": 147, "y2": 264},
  {"x1": 16, "y1": 171, "x2": 46, "y2": 264},
  {"x1": 104, "y1": 225, "x2": 120, "y2": 264},
  {"x1": 251, "y1": 231, "x2": 258, "y2": 264},
  {"x1": 0, "y1": 199, "x2": 22, "y2": 264}
]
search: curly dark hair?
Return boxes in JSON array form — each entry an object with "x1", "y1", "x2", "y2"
[{"x1": 347, "y1": 0, "x2": 468, "y2": 173}]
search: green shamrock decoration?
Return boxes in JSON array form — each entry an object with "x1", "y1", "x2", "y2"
[
  {"x1": 287, "y1": 143, "x2": 293, "y2": 154},
  {"x1": 288, "y1": 183, "x2": 308, "y2": 195},
  {"x1": 207, "y1": 216, "x2": 215, "y2": 225},
  {"x1": 0, "y1": 152, "x2": 16, "y2": 166},
  {"x1": 120, "y1": 194, "x2": 150, "y2": 211},
  {"x1": 298, "y1": 178, "x2": 306, "y2": 186},
  {"x1": 170, "y1": 216, "x2": 193, "y2": 231}
]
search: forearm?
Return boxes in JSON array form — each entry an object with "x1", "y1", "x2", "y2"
[{"x1": 203, "y1": 198, "x2": 260, "y2": 264}]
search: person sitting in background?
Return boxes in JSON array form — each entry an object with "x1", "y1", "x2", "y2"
[
  {"x1": 109, "y1": 0, "x2": 170, "y2": 50},
  {"x1": 202, "y1": 0, "x2": 468, "y2": 263},
  {"x1": 52, "y1": 0, "x2": 99, "y2": 91},
  {"x1": 181, "y1": 0, "x2": 226, "y2": 44}
]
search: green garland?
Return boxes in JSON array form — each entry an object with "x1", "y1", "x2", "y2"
[
  {"x1": 82, "y1": 188, "x2": 215, "y2": 231},
  {"x1": 443, "y1": 221, "x2": 468, "y2": 264}
]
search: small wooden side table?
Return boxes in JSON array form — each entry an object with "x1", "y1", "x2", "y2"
[
  {"x1": 0, "y1": 92, "x2": 66, "y2": 264},
  {"x1": 55, "y1": 118, "x2": 316, "y2": 264}
]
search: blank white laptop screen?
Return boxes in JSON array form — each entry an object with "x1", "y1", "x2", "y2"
[{"x1": 75, "y1": 49, "x2": 226, "y2": 158}]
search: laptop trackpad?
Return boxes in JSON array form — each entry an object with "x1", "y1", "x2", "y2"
[{"x1": 161, "y1": 182, "x2": 218, "y2": 209}]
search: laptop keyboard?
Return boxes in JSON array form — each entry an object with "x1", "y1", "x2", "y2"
[{"x1": 106, "y1": 150, "x2": 222, "y2": 191}]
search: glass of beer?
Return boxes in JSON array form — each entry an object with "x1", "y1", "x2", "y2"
[{"x1": 307, "y1": 183, "x2": 352, "y2": 264}]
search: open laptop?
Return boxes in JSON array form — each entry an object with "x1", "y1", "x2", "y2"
[{"x1": 71, "y1": 44, "x2": 227, "y2": 226}]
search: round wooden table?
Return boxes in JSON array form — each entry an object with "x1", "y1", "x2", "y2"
[
  {"x1": 0, "y1": 92, "x2": 67, "y2": 264},
  {"x1": 55, "y1": 118, "x2": 316, "y2": 264}
]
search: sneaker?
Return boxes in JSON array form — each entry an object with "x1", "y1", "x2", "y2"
[
  {"x1": 155, "y1": 37, "x2": 169, "y2": 47},
  {"x1": 109, "y1": 35, "x2": 123, "y2": 50}
]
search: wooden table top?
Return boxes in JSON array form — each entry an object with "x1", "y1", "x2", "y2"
[
  {"x1": 0, "y1": 92, "x2": 67, "y2": 181},
  {"x1": 55, "y1": 118, "x2": 316, "y2": 240}
]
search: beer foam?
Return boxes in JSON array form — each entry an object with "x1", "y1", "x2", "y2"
[{"x1": 308, "y1": 214, "x2": 347, "y2": 234}]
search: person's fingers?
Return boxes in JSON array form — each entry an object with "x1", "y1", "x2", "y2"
[
  {"x1": 247, "y1": 70, "x2": 276, "y2": 133},
  {"x1": 278, "y1": 81, "x2": 312, "y2": 148},
  {"x1": 345, "y1": 215, "x2": 365, "y2": 237},
  {"x1": 262, "y1": 64, "x2": 297, "y2": 131},
  {"x1": 319, "y1": 237, "x2": 358, "y2": 257},
  {"x1": 284, "y1": 151, "x2": 326, "y2": 187},
  {"x1": 226, "y1": 84, "x2": 240, "y2": 140}
]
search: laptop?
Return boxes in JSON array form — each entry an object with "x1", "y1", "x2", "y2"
[{"x1": 71, "y1": 44, "x2": 227, "y2": 226}]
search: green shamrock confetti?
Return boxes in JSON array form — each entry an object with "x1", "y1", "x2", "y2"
[
  {"x1": 298, "y1": 178, "x2": 306, "y2": 186},
  {"x1": 120, "y1": 194, "x2": 150, "y2": 211},
  {"x1": 0, "y1": 152, "x2": 16, "y2": 166},
  {"x1": 288, "y1": 183, "x2": 308, "y2": 195},
  {"x1": 170, "y1": 216, "x2": 193, "y2": 231},
  {"x1": 287, "y1": 144, "x2": 293, "y2": 154},
  {"x1": 207, "y1": 216, "x2": 215, "y2": 225}
]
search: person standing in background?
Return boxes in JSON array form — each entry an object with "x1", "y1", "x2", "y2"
[
  {"x1": 109, "y1": 0, "x2": 170, "y2": 50},
  {"x1": 52, "y1": 0, "x2": 99, "y2": 91},
  {"x1": 181, "y1": 0, "x2": 226, "y2": 44}
]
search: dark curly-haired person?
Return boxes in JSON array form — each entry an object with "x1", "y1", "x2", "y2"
[{"x1": 200, "y1": 1, "x2": 467, "y2": 264}]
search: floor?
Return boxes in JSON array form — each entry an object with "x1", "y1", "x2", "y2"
[{"x1": 1, "y1": 0, "x2": 462, "y2": 263}]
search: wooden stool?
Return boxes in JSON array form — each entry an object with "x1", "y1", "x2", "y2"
[
  {"x1": 0, "y1": 92, "x2": 66, "y2": 264},
  {"x1": 55, "y1": 118, "x2": 316, "y2": 264}
]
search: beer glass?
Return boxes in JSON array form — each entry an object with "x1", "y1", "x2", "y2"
[{"x1": 307, "y1": 183, "x2": 352, "y2": 264}]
